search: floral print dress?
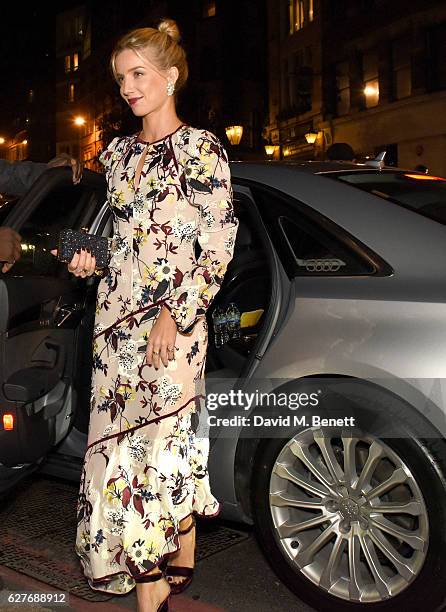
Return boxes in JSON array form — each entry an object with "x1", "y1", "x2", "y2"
[{"x1": 75, "y1": 124, "x2": 238, "y2": 594}]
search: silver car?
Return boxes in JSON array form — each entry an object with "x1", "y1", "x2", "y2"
[{"x1": 1, "y1": 160, "x2": 446, "y2": 611}]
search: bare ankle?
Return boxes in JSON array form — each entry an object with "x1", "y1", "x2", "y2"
[{"x1": 136, "y1": 577, "x2": 170, "y2": 612}]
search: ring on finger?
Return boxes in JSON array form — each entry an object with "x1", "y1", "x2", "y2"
[{"x1": 152, "y1": 350, "x2": 160, "y2": 356}]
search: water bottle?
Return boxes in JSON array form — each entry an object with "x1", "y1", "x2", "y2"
[
  {"x1": 226, "y1": 303, "x2": 241, "y2": 340},
  {"x1": 212, "y1": 307, "x2": 225, "y2": 348},
  {"x1": 221, "y1": 306, "x2": 230, "y2": 345}
]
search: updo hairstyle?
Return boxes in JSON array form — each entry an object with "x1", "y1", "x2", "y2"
[{"x1": 110, "y1": 18, "x2": 188, "y2": 93}]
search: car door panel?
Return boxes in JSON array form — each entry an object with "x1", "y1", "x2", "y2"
[{"x1": 0, "y1": 168, "x2": 106, "y2": 470}]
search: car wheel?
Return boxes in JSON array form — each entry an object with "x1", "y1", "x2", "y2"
[{"x1": 252, "y1": 428, "x2": 446, "y2": 611}]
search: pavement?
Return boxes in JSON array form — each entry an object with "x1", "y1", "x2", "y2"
[{"x1": 0, "y1": 515, "x2": 315, "y2": 612}]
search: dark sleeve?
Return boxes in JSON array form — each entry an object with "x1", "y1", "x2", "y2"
[{"x1": 0, "y1": 159, "x2": 47, "y2": 196}]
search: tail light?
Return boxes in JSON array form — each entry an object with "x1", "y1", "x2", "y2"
[
  {"x1": 403, "y1": 173, "x2": 446, "y2": 181},
  {"x1": 3, "y1": 414, "x2": 14, "y2": 430}
]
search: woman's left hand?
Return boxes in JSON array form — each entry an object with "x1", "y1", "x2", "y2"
[{"x1": 146, "y1": 306, "x2": 177, "y2": 369}]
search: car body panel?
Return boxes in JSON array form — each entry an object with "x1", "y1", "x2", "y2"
[
  {"x1": 2, "y1": 161, "x2": 446, "y2": 529},
  {"x1": 230, "y1": 163, "x2": 446, "y2": 294}
]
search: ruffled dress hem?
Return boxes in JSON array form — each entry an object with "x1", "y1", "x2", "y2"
[{"x1": 78, "y1": 503, "x2": 221, "y2": 595}]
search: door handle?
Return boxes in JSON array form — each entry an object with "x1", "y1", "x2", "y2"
[{"x1": 53, "y1": 304, "x2": 81, "y2": 327}]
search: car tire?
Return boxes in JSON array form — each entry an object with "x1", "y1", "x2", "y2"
[{"x1": 252, "y1": 428, "x2": 446, "y2": 612}]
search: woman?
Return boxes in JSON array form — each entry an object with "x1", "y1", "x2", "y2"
[{"x1": 63, "y1": 18, "x2": 238, "y2": 612}]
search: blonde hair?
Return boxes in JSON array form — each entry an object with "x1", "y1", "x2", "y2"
[{"x1": 110, "y1": 18, "x2": 188, "y2": 93}]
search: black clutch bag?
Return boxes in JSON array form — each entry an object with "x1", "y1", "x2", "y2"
[{"x1": 58, "y1": 229, "x2": 110, "y2": 269}]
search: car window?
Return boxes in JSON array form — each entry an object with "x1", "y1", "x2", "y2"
[
  {"x1": 333, "y1": 171, "x2": 446, "y2": 225},
  {"x1": 13, "y1": 185, "x2": 103, "y2": 277},
  {"x1": 0, "y1": 194, "x2": 19, "y2": 224},
  {"x1": 279, "y1": 216, "x2": 358, "y2": 274},
  {"x1": 250, "y1": 183, "x2": 379, "y2": 277}
]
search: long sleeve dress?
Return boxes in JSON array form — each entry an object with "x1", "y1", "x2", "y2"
[{"x1": 75, "y1": 124, "x2": 238, "y2": 594}]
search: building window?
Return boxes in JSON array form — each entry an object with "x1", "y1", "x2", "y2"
[
  {"x1": 73, "y1": 53, "x2": 79, "y2": 71},
  {"x1": 362, "y1": 52, "x2": 379, "y2": 108},
  {"x1": 392, "y1": 37, "x2": 411, "y2": 99},
  {"x1": 202, "y1": 0, "x2": 216, "y2": 18},
  {"x1": 294, "y1": 48, "x2": 313, "y2": 113},
  {"x1": 280, "y1": 49, "x2": 313, "y2": 115},
  {"x1": 428, "y1": 22, "x2": 446, "y2": 91},
  {"x1": 336, "y1": 61, "x2": 350, "y2": 116},
  {"x1": 295, "y1": 0, "x2": 304, "y2": 30},
  {"x1": 289, "y1": 0, "x2": 315, "y2": 34},
  {"x1": 68, "y1": 83, "x2": 75, "y2": 103},
  {"x1": 200, "y1": 47, "x2": 217, "y2": 80},
  {"x1": 281, "y1": 59, "x2": 290, "y2": 109},
  {"x1": 65, "y1": 55, "x2": 71, "y2": 73},
  {"x1": 75, "y1": 15, "x2": 83, "y2": 37},
  {"x1": 288, "y1": 0, "x2": 294, "y2": 34},
  {"x1": 309, "y1": 0, "x2": 314, "y2": 21}
]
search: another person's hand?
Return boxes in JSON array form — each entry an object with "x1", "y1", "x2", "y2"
[
  {"x1": 0, "y1": 227, "x2": 21, "y2": 273},
  {"x1": 146, "y1": 307, "x2": 177, "y2": 369},
  {"x1": 50, "y1": 248, "x2": 96, "y2": 278},
  {"x1": 47, "y1": 153, "x2": 83, "y2": 184}
]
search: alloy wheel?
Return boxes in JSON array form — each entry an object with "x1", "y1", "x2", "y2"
[{"x1": 269, "y1": 430, "x2": 429, "y2": 603}]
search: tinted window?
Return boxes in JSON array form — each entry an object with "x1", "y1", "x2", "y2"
[
  {"x1": 13, "y1": 185, "x2": 101, "y2": 277},
  {"x1": 335, "y1": 171, "x2": 446, "y2": 225},
  {"x1": 279, "y1": 216, "x2": 373, "y2": 275},
  {"x1": 0, "y1": 194, "x2": 18, "y2": 224},
  {"x1": 251, "y1": 184, "x2": 377, "y2": 277}
]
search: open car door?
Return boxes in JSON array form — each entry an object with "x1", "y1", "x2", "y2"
[{"x1": 0, "y1": 168, "x2": 105, "y2": 485}]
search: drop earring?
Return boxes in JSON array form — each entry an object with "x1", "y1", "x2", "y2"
[{"x1": 167, "y1": 80, "x2": 175, "y2": 96}]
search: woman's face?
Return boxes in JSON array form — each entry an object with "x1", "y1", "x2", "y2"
[{"x1": 115, "y1": 48, "x2": 173, "y2": 117}]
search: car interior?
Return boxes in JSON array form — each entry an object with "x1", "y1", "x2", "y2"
[
  {"x1": 0, "y1": 178, "x2": 109, "y2": 457},
  {"x1": 205, "y1": 194, "x2": 272, "y2": 379}
]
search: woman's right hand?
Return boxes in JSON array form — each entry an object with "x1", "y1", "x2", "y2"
[{"x1": 51, "y1": 248, "x2": 96, "y2": 278}]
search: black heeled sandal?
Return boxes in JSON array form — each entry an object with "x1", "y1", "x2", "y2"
[
  {"x1": 165, "y1": 515, "x2": 196, "y2": 595},
  {"x1": 135, "y1": 570, "x2": 170, "y2": 612}
]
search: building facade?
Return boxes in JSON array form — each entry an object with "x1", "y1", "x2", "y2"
[
  {"x1": 266, "y1": 0, "x2": 446, "y2": 176},
  {"x1": 55, "y1": 0, "x2": 267, "y2": 169},
  {"x1": 0, "y1": 6, "x2": 55, "y2": 162}
]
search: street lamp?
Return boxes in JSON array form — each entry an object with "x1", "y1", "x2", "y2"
[
  {"x1": 264, "y1": 144, "x2": 276, "y2": 156},
  {"x1": 305, "y1": 129, "x2": 319, "y2": 144},
  {"x1": 264, "y1": 143, "x2": 280, "y2": 157},
  {"x1": 74, "y1": 115, "x2": 86, "y2": 160},
  {"x1": 225, "y1": 125, "x2": 243, "y2": 146},
  {"x1": 0, "y1": 138, "x2": 5, "y2": 145}
]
